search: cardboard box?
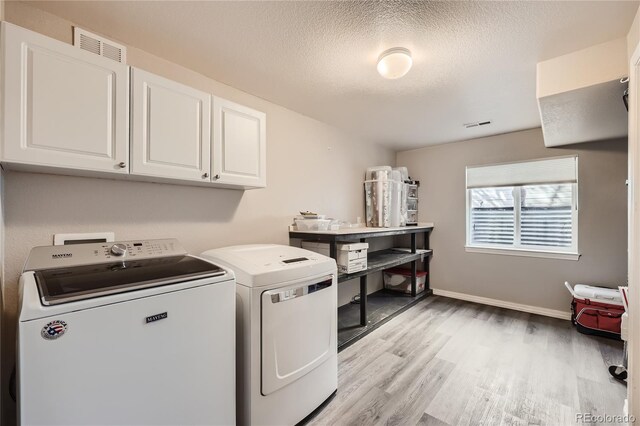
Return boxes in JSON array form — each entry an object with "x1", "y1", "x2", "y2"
[{"x1": 301, "y1": 241, "x2": 368, "y2": 274}]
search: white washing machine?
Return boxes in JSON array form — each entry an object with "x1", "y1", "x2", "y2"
[
  {"x1": 18, "y1": 239, "x2": 236, "y2": 426},
  {"x1": 200, "y1": 244, "x2": 337, "y2": 426}
]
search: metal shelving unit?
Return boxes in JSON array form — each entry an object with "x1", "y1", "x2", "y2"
[
  {"x1": 289, "y1": 223, "x2": 434, "y2": 350},
  {"x1": 337, "y1": 248, "x2": 432, "y2": 283}
]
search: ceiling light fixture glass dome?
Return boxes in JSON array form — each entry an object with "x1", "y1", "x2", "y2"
[{"x1": 377, "y1": 47, "x2": 413, "y2": 79}]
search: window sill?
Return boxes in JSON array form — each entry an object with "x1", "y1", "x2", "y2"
[{"x1": 465, "y1": 246, "x2": 581, "y2": 261}]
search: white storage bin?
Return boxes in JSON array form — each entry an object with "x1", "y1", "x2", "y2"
[
  {"x1": 364, "y1": 168, "x2": 404, "y2": 228},
  {"x1": 383, "y1": 268, "x2": 427, "y2": 294},
  {"x1": 390, "y1": 170, "x2": 403, "y2": 227},
  {"x1": 366, "y1": 166, "x2": 393, "y2": 181},
  {"x1": 566, "y1": 283, "x2": 624, "y2": 306},
  {"x1": 393, "y1": 166, "x2": 409, "y2": 182},
  {"x1": 294, "y1": 218, "x2": 331, "y2": 231},
  {"x1": 301, "y1": 241, "x2": 368, "y2": 274},
  {"x1": 364, "y1": 180, "x2": 393, "y2": 227}
]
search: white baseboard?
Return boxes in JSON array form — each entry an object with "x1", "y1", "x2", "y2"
[{"x1": 432, "y1": 288, "x2": 571, "y2": 321}]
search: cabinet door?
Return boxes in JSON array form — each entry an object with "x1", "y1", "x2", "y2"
[
  {"x1": 1, "y1": 22, "x2": 129, "y2": 173},
  {"x1": 131, "y1": 68, "x2": 211, "y2": 181},
  {"x1": 212, "y1": 97, "x2": 266, "y2": 188}
]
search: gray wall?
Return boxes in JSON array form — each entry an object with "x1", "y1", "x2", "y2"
[{"x1": 397, "y1": 128, "x2": 628, "y2": 313}]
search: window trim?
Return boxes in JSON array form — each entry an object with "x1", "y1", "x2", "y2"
[
  {"x1": 465, "y1": 182, "x2": 580, "y2": 260},
  {"x1": 464, "y1": 245, "x2": 581, "y2": 261}
]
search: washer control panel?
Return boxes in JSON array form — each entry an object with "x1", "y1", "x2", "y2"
[
  {"x1": 110, "y1": 243, "x2": 127, "y2": 257},
  {"x1": 99, "y1": 240, "x2": 179, "y2": 260},
  {"x1": 23, "y1": 239, "x2": 187, "y2": 271}
]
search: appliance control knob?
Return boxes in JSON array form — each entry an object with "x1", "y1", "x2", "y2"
[{"x1": 110, "y1": 243, "x2": 127, "y2": 257}]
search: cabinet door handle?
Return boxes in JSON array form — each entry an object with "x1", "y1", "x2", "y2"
[
  {"x1": 117, "y1": 162, "x2": 126, "y2": 169},
  {"x1": 202, "y1": 172, "x2": 209, "y2": 179},
  {"x1": 213, "y1": 174, "x2": 220, "y2": 180}
]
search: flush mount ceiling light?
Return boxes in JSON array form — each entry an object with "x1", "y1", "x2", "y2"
[{"x1": 377, "y1": 47, "x2": 412, "y2": 79}]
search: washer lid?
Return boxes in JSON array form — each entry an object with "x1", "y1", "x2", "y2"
[
  {"x1": 35, "y1": 256, "x2": 226, "y2": 305},
  {"x1": 200, "y1": 244, "x2": 335, "y2": 287}
]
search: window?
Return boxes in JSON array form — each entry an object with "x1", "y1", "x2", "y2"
[{"x1": 466, "y1": 157, "x2": 579, "y2": 260}]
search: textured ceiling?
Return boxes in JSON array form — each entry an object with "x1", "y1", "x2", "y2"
[{"x1": 23, "y1": 1, "x2": 640, "y2": 150}]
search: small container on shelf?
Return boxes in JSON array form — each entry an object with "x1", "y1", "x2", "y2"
[
  {"x1": 294, "y1": 218, "x2": 331, "y2": 231},
  {"x1": 407, "y1": 184, "x2": 418, "y2": 199},
  {"x1": 383, "y1": 267, "x2": 427, "y2": 294},
  {"x1": 405, "y1": 180, "x2": 420, "y2": 226}
]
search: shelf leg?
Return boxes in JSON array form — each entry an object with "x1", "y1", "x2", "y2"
[
  {"x1": 360, "y1": 275, "x2": 367, "y2": 326},
  {"x1": 411, "y1": 260, "x2": 417, "y2": 297},
  {"x1": 424, "y1": 231, "x2": 430, "y2": 291},
  {"x1": 330, "y1": 241, "x2": 337, "y2": 259},
  {"x1": 410, "y1": 233, "x2": 418, "y2": 297}
]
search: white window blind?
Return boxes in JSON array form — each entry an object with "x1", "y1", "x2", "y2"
[
  {"x1": 520, "y1": 184, "x2": 573, "y2": 248},
  {"x1": 470, "y1": 187, "x2": 514, "y2": 245},
  {"x1": 466, "y1": 157, "x2": 578, "y2": 258},
  {"x1": 466, "y1": 156, "x2": 578, "y2": 189}
]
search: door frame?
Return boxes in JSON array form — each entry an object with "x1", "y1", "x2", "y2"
[{"x1": 627, "y1": 41, "x2": 640, "y2": 421}]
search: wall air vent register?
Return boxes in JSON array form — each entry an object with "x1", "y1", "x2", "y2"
[
  {"x1": 73, "y1": 27, "x2": 126, "y2": 63},
  {"x1": 464, "y1": 120, "x2": 492, "y2": 129}
]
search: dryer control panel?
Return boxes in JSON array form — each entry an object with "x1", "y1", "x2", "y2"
[{"x1": 23, "y1": 239, "x2": 187, "y2": 271}]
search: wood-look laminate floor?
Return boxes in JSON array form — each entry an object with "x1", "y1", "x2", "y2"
[{"x1": 308, "y1": 296, "x2": 626, "y2": 426}]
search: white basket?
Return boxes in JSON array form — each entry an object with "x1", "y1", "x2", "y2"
[
  {"x1": 564, "y1": 281, "x2": 623, "y2": 306},
  {"x1": 294, "y1": 219, "x2": 331, "y2": 231}
]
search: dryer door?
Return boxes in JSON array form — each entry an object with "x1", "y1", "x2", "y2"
[{"x1": 261, "y1": 275, "x2": 336, "y2": 396}]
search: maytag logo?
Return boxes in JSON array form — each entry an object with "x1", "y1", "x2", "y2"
[
  {"x1": 145, "y1": 312, "x2": 168, "y2": 324},
  {"x1": 52, "y1": 253, "x2": 72, "y2": 259}
]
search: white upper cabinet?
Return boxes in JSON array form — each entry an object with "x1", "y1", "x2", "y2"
[
  {"x1": 1, "y1": 23, "x2": 267, "y2": 190},
  {"x1": 213, "y1": 97, "x2": 266, "y2": 188},
  {"x1": 130, "y1": 68, "x2": 211, "y2": 181},
  {"x1": 1, "y1": 22, "x2": 129, "y2": 174}
]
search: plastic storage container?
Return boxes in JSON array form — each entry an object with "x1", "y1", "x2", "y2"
[
  {"x1": 405, "y1": 181, "x2": 419, "y2": 226},
  {"x1": 407, "y1": 211, "x2": 418, "y2": 224},
  {"x1": 366, "y1": 166, "x2": 393, "y2": 181},
  {"x1": 383, "y1": 267, "x2": 427, "y2": 294},
  {"x1": 393, "y1": 166, "x2": 409, "y2": 182},
  {"x1": 389, "y1": 170, "x2": 403, "y2": 227},
  {"x1": 365, "y1": 180, "x2": 392, "y2": 227},
  {"x1": 364, "y1": 165, "x2": 403, "y2": 228},
  {"x1": 294, "y1": 218, "x2": 331, "y2": 231},
  {"x1": 407, "y1": 185, "x2": 418, "y2": 199}
]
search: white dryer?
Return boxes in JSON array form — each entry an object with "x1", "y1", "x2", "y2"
[{"x1": 200, "y1": 244, "x2": 337, "y2": 426}]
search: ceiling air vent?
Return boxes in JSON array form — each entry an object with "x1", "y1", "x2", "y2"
[
  {"x1": 73, "y1": 27, "x2": 126, "y2": 63},
  {"x1": 464, "y1": 120, "x2": 492, "y2": 129}
]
